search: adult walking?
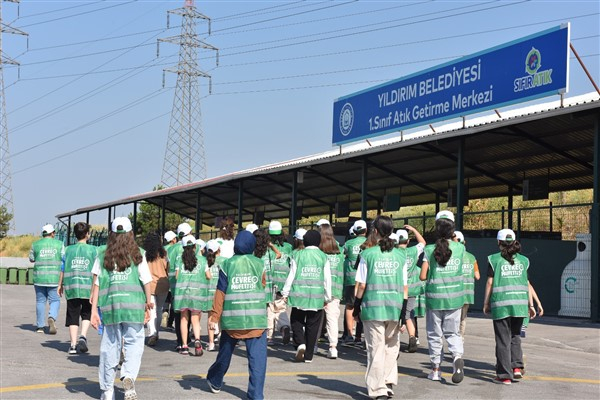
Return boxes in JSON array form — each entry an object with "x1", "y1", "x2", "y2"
[
  {"x1": 29, "y1": 224, "x2": 65, "y2": 334},
  {"x1": 354, "y1": 215, "x2": 408, "y2": 399},
  {"x1": 143, "y1": 232, "x2": 169, "y2": 347}
]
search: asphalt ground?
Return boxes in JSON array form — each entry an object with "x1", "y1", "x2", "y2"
[{"x1": 1, "y1": 284, "x2": 599, "y2": 400}]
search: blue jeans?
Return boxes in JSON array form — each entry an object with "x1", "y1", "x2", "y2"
[
  {"x1": 207, "y1": 330, "x2": 267, "y2": 400},
  {"x1": 99, "y1": 323, "x2": 145, "y2": 391},
  {"x1": 34, "y1": 285, "x2": 60, "y2": 328}
]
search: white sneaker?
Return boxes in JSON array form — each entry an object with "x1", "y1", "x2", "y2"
[
  {"x1": 122, "y1": 377, "x2": 137, "y2": 400},
  {"x1": 100, "y1": 388, "x2": 115, "y2": 400},
  {"x1": 327, "y1": 347, "x2": 338, "y2": 359},
  {"x1": 427, "y1": 370, "x2": 441, "y2": 381},
  {"x1": 452, "y1": 357, "x2": 464, "y2": 384},
  {"x1": 207, "y1": 343, "x2": 216, "y2": 352},
  {"x1": 295, "y1": 344, "x2": 306, "y2": 362}
]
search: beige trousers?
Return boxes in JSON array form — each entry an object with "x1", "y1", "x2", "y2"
[{"x1": 363, "y1": 320, "x2": 401, "y2": 398}]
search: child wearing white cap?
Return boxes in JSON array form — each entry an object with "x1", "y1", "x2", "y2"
[
  {"x1": 342, "y1": 219, "x2": 367, "y2": 344},
  {"x1": 90, "y1": 217, "x2": 153, "y2": 400},
  {"x1": 453, "y1": 231, "x2": 480, "y2": 341},
  {"x1": 292, "y1": 228, "x2": 307, "y2": 255},
  {"x1": 217, "y1": 216, "x2": 236, "y2": 258},
  {"x1": 173, "y1": 235, "x2": 208, "y2": 356},
  {"x1": 483, "y1": 229, "x2": 536, "y2": 384},
  {"x1": 29, "y1": 223, "x2": 65, "y2": 334},
  {"x1": 395, "y1": 225, "x2": 426, "y2": 353},
  {"x1": 420, "y1": 211, "x2": 466, "y2": 384},
  {"x1": 204, "y1": 239, "x2": 224, "y2": 351}
]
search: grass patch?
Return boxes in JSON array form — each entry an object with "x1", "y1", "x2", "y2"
[{"x1": 0, "y1": 235, "x2": 36, "y2": 257}]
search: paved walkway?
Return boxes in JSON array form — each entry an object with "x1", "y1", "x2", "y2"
[{"x1": 1, "y1": 284, "x2": 598, "y2": 399}]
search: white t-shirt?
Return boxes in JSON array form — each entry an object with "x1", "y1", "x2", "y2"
[
  {"x1": 355, "y1": 248, "x2": 408, "y2": 286},
  {"x1": 218, "y1": 239, "x2": 235, "y2": 259},
  {"x1": 92, "y1": 254, "x2": 152, "y2": 286}
]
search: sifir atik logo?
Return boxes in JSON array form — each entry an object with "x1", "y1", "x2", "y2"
[{"x1": 513, "y1": 47, "x2": 553, "y2": 93}]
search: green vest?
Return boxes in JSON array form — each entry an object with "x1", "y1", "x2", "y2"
[
  {"x1": 462, "y1": 251, "x2": 477, "y2": 305},
  {"x1": 488, "y1": 252, "x2": 530, "y2": 320},
  {"x1": 221, "y1": 255, "x2": 267, "y2": 330},
  {"x1": 166, "y1": 243, "x2": 183, "y2": 291},
  {"x1": 326, "y1": 252, "x2": 344, "y2": 300},
  {"x1": 343, "y1": 236, "x2": 366, "y2": 286},
  {"x1": 270, "y1": 242, "x2": 293, "y2": 291},
  {"x1": 424, "y1": 241, "x2": 466, "y2": 311},
  {"x1": 360, "y1": 246, "x2": 406, "y2": 321},
  {"x1": 63, "y1": 242, "x2": 97, "y2": 300},
  {"x1": 289, "y1": 248, "x2": 327, "y2": 310},
  {"x1": 403, "y1": 246, "x2": 425, "y2": 297},
  {"x1": 261, "y1": 252, "x2": 275, "y2": 304},
  {"x1": 205, "y1": 255, "x2": 225, "y2": 310},
  {"x1": 173, "y1": 254, "x2": 208, "y2": 312},
  {"x1": 97, "y1": 254, "x2": 146, "y2": 325},
  {"x1": 31, "y1": 238, "x2": 64, "y2": 286},
  {"x1": 414, "y1": 294, "x2": 426, "y2": 318}
]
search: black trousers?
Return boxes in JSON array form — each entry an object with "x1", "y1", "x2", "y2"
[
  {"x1": 290, "y1": 307, "x2": 323, "y2": 361},
  {"x1": 493, "y1": 316, "x2": 524, "y2": 380}
]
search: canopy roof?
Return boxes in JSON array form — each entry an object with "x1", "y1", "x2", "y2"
[{"x1": 57, "y1": 93, "x2": 600, "y2": 226}]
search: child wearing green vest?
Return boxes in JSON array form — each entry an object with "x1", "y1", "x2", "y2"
[
  {"x1": 174, "y1": 235, "x2": 208, "y2": 356},
  {"x1": 58, "y1": 222, "x2": 97, "y2": 354},
  {"x1": 282, "y1": 229, "x2": 332, "y2": 363},
  {"x1": 483, "y1": 229, "x2": 536, "y2": 385},
  {"x1": 420, "y1": 210, "x2": 465, "y2": 384},
  {"x1": 342, "y1": 220, "x2": 367, "y2": 344},
  {"x1": 204, "y1": 239, "x2": 223, "y2": 351},
  {"x1": 142, "y1": 232, "x2": 169, "y2": 347},
  {"x1": 29, "y1": 223, "x2": 65, "y2": 334},
  {"x1": 354, "y1": 215, "x2": 408, "y2": 400},
  {"x1": 206, "y1": 230, "x2": 268, "y2": 399},
  {"x1": 161, "y1": 231, "x2": 177, "y2": 330},
  {"x1": 90, "y1": 217, "x2": 153, "y2": 400},
  {"x1": 453, "y1": 231, "x2": 480, "y2": 341}
]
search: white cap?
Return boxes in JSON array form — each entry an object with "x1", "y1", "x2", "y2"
[
  {"x1": 246, "y1": 224, "x2": 259, "y2": 233},
  {"x1": 42, "y1": 224, "x2": 55, "y2": 235},
  {"x1": 181, "y1": 235, "x2": 196, "y2": 247},
  {"x1": 436, "y1": 210, "x2": 455, "y2": 222},
  {"x1": 454, "y1": 230, "x2": 465, "y2": 243},
  {"x1": 497, "y1": 229, "x2": 516, "y2": 242},
  {"x1": 164, "y1": 231, "x2": 177, "y2": 242},
  {"x1": 196, "y1": 239, "x2": 206, "y2": 251},
  {"x1": 293, "y1": 228, "x2": 307, "y2": 240},
  {"x1": 396, "y1": 229, "x2": 409, "y2": 241},
  {"x1": 177, "y1": 222, "x2": 192, "y2": 236},
  {"x1": 269, "y1": 221, "x2": 282, "y2": 235},
  {"x1": 389, "y1": 232, "x2": 399, "y2": 243},
  {"x1": 111, "y1": 217, "x2": 132, "y2": 233},
  {"x1": 353, "y1": 220, "x2": 367, "y2": 232},
  {"x1": 206, "y1": 239, "x2": 220, "y2": 253},
  {"x1": 348, "y1": 226, "x2": 356, "y2": 236},
  {"x1": 315, "y1": 218, "x2": 330, "y2": 227}
]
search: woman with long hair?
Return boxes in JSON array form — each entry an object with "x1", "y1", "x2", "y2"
[
  {"x1": 483, "y1": 229, "x2": 536, "y2": 384},
  {"x1": 218, "y1": 216, "x2": 236, "y2": 258},
  {"x1": 419, "y1": 211, "x2": 466, "y2": 384},
  {"x1": 318, "y1": 223, "x2": 344, "y2": 359},
  {"x1": 204, "y1": 239, "x2": 224, "y2": 351},
  {"x1": 143, "y1": 232, "x2": 169, "y2": 347},
  {"x1": 354, "y1": 215, "x2": 408, "y2": 399},
  {"x1": 90, "y1": 217, "x2": 153, "y2": 400},
  {"x1": 173, "y1": 235, "x2": 207, "y2": 356}
]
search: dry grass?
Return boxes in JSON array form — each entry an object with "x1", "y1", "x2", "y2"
[{"x1": 0, "y1": 235, "x2": 37, "y2": 257}]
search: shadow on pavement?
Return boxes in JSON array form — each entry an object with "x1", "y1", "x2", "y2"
[
  {"x1": 63, "y1": 377, "x2": 101, "y2": 399},
  {"x1": 296, "y1": 373, "x2": 369, "y2": 398},
  {"x1": 41, "y1": 339, "x2": 69, "y2": 353}
]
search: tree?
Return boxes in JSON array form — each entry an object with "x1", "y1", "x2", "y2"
[
  {"x1": 128, "y1": 185, "x2": 193, "y2": 241},
  {"x1": 0, "y1": 205, "x2": 13, "y2": 239}
]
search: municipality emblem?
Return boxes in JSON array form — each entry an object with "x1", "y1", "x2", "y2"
[
  {"x1": 339, "y1": 103, "x2": 354, "y2": 136},
  {"x1": 525, "y1": 47, "x2": 541, "y2": 75}
]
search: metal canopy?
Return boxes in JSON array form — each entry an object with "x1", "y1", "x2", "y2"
[{"x1": 57, "y1": 94, "x2": 600, "y2": 226}]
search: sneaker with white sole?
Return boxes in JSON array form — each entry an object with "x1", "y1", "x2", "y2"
[
  {"x1": 48, "y1": 317, "x2": 57, "y2": 335},
  {"x1": 452, "y1": 357, "x2": 464, "y2": 384},
  {"x1": 68, "y1": 345, "x2": 77, "y2": 355},
  {"x1": 513, "y1": 368, "x2": 523, "y2": 379},
  {"x1": 207, "y1": 342, "x2": 216, "y2": 352},
  {"x1": 327, "y1": 347, "x2": 338, "y2": 359},
  {"x1": 207, "y1": 380, "x2": 221, "y2": 394},
  {"x1": 100, "y1": 388, "x2": 115, "y2": 400},
  {"x1": 78, "y1": 336, "x2": 88, "y2": 353},
  {"x1": 122, "y1": 377, "x2": 137, "y2": 400},
  {"x1": 493, "y1": 377, "x2": 512, "y2": 385},
  {"x1": 160, "y1": 311, "x2": 169, "y2": 328},
  {"x1": 295, "y1": 344, "x2": 306, "y2": 362},
  {"x1": 427, "y1": 370, "x2": 442, "y2": 381},
  {"x1": 36, "y1": 327, "x2": 45, "y2": 334},
  {"x1": 386, "y1": 383, "x2": 394, "y2": 397}
]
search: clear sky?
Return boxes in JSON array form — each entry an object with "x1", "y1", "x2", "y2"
[{"x1": 2, "y1": 0, "x2": 599, "y2": 235}]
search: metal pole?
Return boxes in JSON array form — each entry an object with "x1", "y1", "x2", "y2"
[
  {"x1": 591, "y1": 113, "x2": 599, "y2": 321},
  {"x1": 517, "y1": 209, "x2": 522, "y2": 240},
  {"x1": 196, "y1": 191, "x2": 201, "y2": 238},
  {"x1": 161, "y1": 197, "x2": 166, "y2": 234},
  {"x1": 238, "y1": 181, "x2": 244, "y2": 231},
  {"x1": 508, "y1": 187, "x2": 514, "y2": 229},
  {"x1": 361, "y1": 159, "x2": 368, "y2": 220},
  {"x1": 108, "y1": 207, "x2": 112, "y2": 229},
  {"x1": 291, "y1": 171, "x2": 298, "y2": 234},
  {"x1": 456, "y1": 137, "x2": 465, "y2": 230},
  {"x1": 549, "y1": 201, "x2": 553, "y2": 233},
  {"x1": 435, "y1": 193, "x2": 440, "y2": 215},
  {"x1": 86, "y1": 212, "x2": 89, "y2": 226},
  {"x1": 570, "y1": 43, "x2": 600, "y2": 95},
  {"x1": 66, "y1": 216, "x2": 71, "y2": 246},
  {"x1": 132, "y1": 202, "x2": 137, "y2": 235}
]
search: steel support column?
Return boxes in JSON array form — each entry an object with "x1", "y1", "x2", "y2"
[
  {"x1": 161, "y1": 197, "x2": 166, "y2": 234},
  {"x1": 196, "y1": 191, "x2": 201, "y2": 237},
  {"x1": 291, "y1": 171, "x2": 298, "y2": 234},
  {"x1": 108, "y1": 207, "x2": 112, "y2": 229},
  {"x1": 238, "y1": 181, "x2": 244, "y2": 231},
  {"x1": 591, "y1": 113, "x2": 599, "y2": 321},
  {"x1": 132, "y1": 202, "x2": 137, "y2": 235},
  {"x1": 67, "y1": 216, "x2": 71, "y2": 246},
  {"x1": 361, "y1": 159, "x2": 368, "y2": 220},
  {"x1": 456, "y1": 137, "x2": 465, "y2": 230},
  {"x1": 508, "y1": 187, "x2": 514, "y2": 229}
]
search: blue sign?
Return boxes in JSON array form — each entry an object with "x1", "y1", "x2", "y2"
[{"x1": 332, "y1": 24, "x2": 570, "y2": 145}]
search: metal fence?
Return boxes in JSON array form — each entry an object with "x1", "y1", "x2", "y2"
[{"x1": 55, "y1": 228, "x2": 109, "y2": 246}]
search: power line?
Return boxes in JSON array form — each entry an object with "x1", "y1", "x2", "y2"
[
  {"x1": 15, "y1": 0, "x2": 104, "y2": 20},
  {"x1": 213, "y1": 1, "x2": 312, "y2": 22}
]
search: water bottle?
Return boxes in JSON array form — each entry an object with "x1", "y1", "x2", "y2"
[{"x1": 97, "y1": 307, "x2": 104, "y2": 335}]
